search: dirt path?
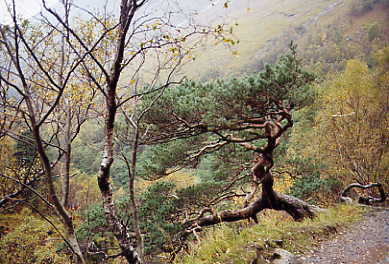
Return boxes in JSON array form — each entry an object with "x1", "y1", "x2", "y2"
[{"x1": 300, "y1": 208, "x2": 389, "y2": 264}]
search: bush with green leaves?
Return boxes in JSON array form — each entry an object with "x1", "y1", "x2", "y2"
[
  {"x1": 287, "y1": 157, "x2": 340, "y2": 203},
  {"x1": 77, "y1": 182, "x2": 183, "y2": 256},
  {"x1": 138, "y1": 181, "x2": 183, "y2": 254},
  {"x1": 77, "y1": 204, "x2": 108, "y2": 243},
  {"x1": 137, "y1": 137, "x2": 202, "y2": 180}
]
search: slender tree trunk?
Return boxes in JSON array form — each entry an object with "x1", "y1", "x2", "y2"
[
  {"x1": 1, "y1": 17, "x2": 85, "y2": 262},
  {"x1": 129, "y1": 128, "x2": 144, "y2": 262},
  {"x1": 61, "y1": 107, "x2": 72, "y2": 208},
  {"x1": 24, "y1": 96, "x2": 85, "y2": 263},
  {"x1": 95, "y1": 2, "x2": 144, "y2": 262},
  {"x1": 61, "y1": 143, "x2": 71, "y2": 208},
  {"x1": 98, "y1": 87, "x2": 140, "y2": 264},
  {"x1": 58, "y1": 25, "x2": 71, "y2": 209}
]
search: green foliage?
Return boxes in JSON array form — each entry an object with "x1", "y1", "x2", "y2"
[
  {"x1": 283, "y1": 90, "x2": 340, "y2": 203},
  {"x1": 143, "y1": 45, "x2": 315, "y2": 131},
  {"x1": 76, "y1": 204, "x2": 118, "y2": 263},
  {"x1": 2, "y1": 3, "x2": 387, "y2": 261},
  {"x1": 315, "y1": 56, "x2": 389, "y2": 186},
  {"x1": 139, "y1": 181, "x2": 183, "y2": 254},
  {"x1": 176, "y1": 205, "x2": 364, "y2": 264},
  {"x1": 110, "y1": 158, "x2": 130, "y2": 187},
  {"x1": 68, "y1": 170, "x2": 102, "y2": 210},
  {"x1": 77, "y1": 182, "x2": 183, "y2": 255},
  {"x1": 71, "y1": 120, "x2": 104, "y2": 175},
  {"x1": 196, "y1": 144, "x2": 251, "y2": 183},
  {"x1": 77, "y1": 204, "x2": 107, "y2": 242},
  {"x1": 286, "y1": 47, "x2": 389, "y2": 204},
  {"x1": 72, "y1": 142, "x2": 101, "y2": 175},
  {"x1": 176, "y1": 182, "x2": 224, "y2": 209},
  {"x1": 287, "y1": 157, "x2": 340, "y2": 202},
  {"x1": 137, "y1": 138, "x2": 201, "y2": 180},
  {"x1": 295, "y1": 0, "x2": 389, "y2": 74},
  {"x1": 289, "y1": 175, "x2": 339, "y2": 202}
]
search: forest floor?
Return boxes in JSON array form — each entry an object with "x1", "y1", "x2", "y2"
[{"x1": 299, "y1": 208, "x2": 389, "y2": 264}]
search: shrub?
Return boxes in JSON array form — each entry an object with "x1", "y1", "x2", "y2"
[{"x1": 0, "y1": 214, "x2": 67, "y2": 263}]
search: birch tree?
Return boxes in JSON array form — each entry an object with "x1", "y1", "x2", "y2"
[{"x1": 1, "y1": 0, "x2": 234, "y2": 262}]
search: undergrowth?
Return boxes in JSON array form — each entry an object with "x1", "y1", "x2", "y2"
[{"x1": 175, "y1": 204, "x2": 365, "y2": 264}]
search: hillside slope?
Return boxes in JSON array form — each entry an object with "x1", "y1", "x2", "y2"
[
  {"x1": 180, "y1": 0, "x2": 389, "y2": 80},
  {"x1": 180, "y1": 0, "x2": 342, "y2": 79}
]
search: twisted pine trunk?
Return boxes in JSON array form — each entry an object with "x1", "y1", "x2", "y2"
[
  {"x1": 195, "y1": 117, "x2": 321, "y2": 228},
  {"x1": 196, "y1": 155, "x2": 320, "y2": 227}
]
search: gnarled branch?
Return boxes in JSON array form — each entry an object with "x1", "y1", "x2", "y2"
[{"x1": 340, "y1": 182, "x2": 387, "y2": 205}]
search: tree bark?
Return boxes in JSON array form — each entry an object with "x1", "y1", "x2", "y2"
[
  {"x1": 194, "y1": 116, "x2": 321, "y2": 229},
  {"x1": 61, "y1": 142, "x2": 71, "y2": 208},
  {"x1": 98, "y1": 94, "x2": 140, "y2": 263},
  {"x1": 195, "y1": 171, "x2": 320, "y2": 228},
  {"x1": 26, "y1": 97, "x2": 85, "y2": 264},
  {"x1": 96, "y1": 2, "x2": 142, "y2": 263},
  {"x1": 129, "y1": 128, "x2": 145, "y2": 262},
  {"x1": 340, "y1": 182, "x2": 387, "y2": 205},
  {"x1": 61, "y1": 102, "x2": 72, "y2": 208}
]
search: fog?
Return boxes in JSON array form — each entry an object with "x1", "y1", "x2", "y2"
[{"x1": 0, "y1": 0, "x2": 253, "y2": 26}]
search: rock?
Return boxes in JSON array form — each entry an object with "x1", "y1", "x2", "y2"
[{"x1": 271, "y1": 249, "x2": 302, "y2": 264}]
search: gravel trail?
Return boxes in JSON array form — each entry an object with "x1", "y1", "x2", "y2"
[{"x1": 300, "y1": 209, "x2": 389, "y2": 264}]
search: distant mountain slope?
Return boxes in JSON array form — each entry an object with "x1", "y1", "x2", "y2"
[
  {"x1": 118, "y1": 0, "x2": 388, "y2": 84},
  {"x1": 181, "y1": 0, "x2": 344, "y2": 80},
  {"x1": 180, "y1": 0, "x2": 389, "y2": 80}
]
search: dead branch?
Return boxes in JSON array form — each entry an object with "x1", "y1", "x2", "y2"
[{"x1": 340, "y1": 182, "x2": 387, "y2": 205}]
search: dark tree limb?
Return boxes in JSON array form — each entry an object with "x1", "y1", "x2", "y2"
[
  {"x1": 0, "y1": 177, "x2": 41, "y2": 208},
  {"x1": 190, "y1": 110, "x2": 322, "y2": 230},
  {"x1": 340, "y1": 182, "x2": 387, "y2": 205},
  {"x1": 139, "y1": 47, "x2": 318, "y2": 258},
  {"x1": 194, "y1": 189, "x2": 321, "y2": 228}
]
